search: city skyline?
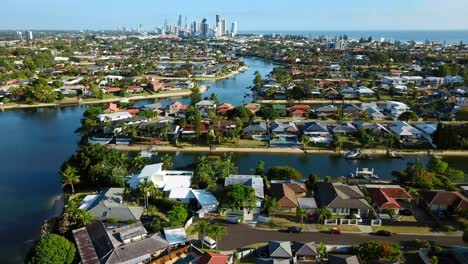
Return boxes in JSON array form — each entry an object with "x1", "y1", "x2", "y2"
[{"x1": 2, "y1": 0, "x2": 468, "y2": 30}]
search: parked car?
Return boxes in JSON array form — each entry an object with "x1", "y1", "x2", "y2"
[
  {"x1": 374, "y1": 230, "x2": 392, "y2": 236},
  {"x1": 287, "y1": 226, "x2": 302, "y2": 233},
  {"x1": 226, "y1": 215, "x2": 240, "y2": 224},
  {"x1": 399, "y1": 209, "x2": 412, "y2": 216},
  {"x1": 330, "y1": 228, "x2": 342, "y2": 235}
]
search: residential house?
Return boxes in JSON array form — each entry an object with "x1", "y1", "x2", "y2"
[
  {"x1": 388, "y1": 121, "x2": 422, "y2": 140},
  {"x1": 168, "y1": 188, "x2": 219, "y2": 216},
  {"x1": 366, "y1": 186, "x2": 413, "y2": 214},
  {"x1": 384, "y1": 101, "x2": 410, "y2": 119},
  {"x1": 332, "y1": 123, "x2": 358, "y2": 135},
  {"x1": 103, "y1": 103, "x2": 120, "y2": 113},
  {"x1": 263, "y1": 241, "x2": 293, "y2": 263},
  {"x1": 340, "y1": 87, "x2": 358, "y2": 99},
  {"x1": 270, "y1": 183, "x2": 301, "y2": 212},
  {"x1": 323, "y1": 88, "x2": 340, "y2": 99},
  {"x1": 419, "y1": 190, "x2": 468, "y2": 212},
  {"x1": 356, "y1": 86, "x2": 375, "y2": 97},
  {"x1": 362, "y1": 106, "x2": 386, "y2": 120},
  {"x1": 79, "y1": 188, "x2": 144, "y2": 222},
  {"x1": 271, "y1": 122, "x2": 299, "y2": 135},
  {"x1": 195, "y1": 100, "x2": 217, "y2": 111},
  {"x1": 212, "y1": 120, "x2": 237, "y2": 135},
  {"x1": 272, "y1": 104, "x2": 287, "y2": 116},
  {"x1": 314, "y1": 182, "x2": 372, "y2": 217},
  {"x1": 126, "y1": 85, "x2": 144, "y2": 93},
  {"x1": 244, "y1": 103, "x2": 261, "y2": 114},
  {"x1": 163, "y1": 227, "x2": 188, "y2": 246},
  {"x1": 217, "y1": 103, "x2": 234, "y2": 115},
  {"x1": 394, "y1": 85, "x2": 408, "y2": 96},
  {"x1": 353, "y1": 121, "x2": 390, "y2": 134},
  {"x1": 128, "y1": 163, "x2": 193, "y2": 192},
  {"x1": 243, "y1": 122, "x2": 268, "y2": 137},
  {"x1": 148, "y1": 80, "x2": 164, "y2": 91},
  {"x1": 73, "y1": 221, "x2": 169, "y2": 264},
  {"x1": 314, "y1": 105, "x2": 336, "y2": 118},
  {"x1": 328, "y1": 254, "x2": 361, "y2": 264},
  {"x1": 302, "y1": 121, "x2": 331, "y2": 143},
  {"x1": 343, "y1": 104, "x2": 362, "y2": 117},
  {"x1": 289, "y1": 104, "x2": 310, "y2": 118},
  {"x1": 444, "y1": 75, "x2": 464, "y2": 84},
  {"x1": 292, "y1": 242, "x2": 318, "y2": 263},
  {"x1": 382, "y1": 76, "x2": 406, "y2": 86},
  {"x1": 98, "y1": 112, "x2": 133, "y2": 122},
  {"x1": 197, "y1": 252, "x2": 232, "y2": 264},
  {"x1": 225, "y1": 175, "x2": 265, "y2": 208}
]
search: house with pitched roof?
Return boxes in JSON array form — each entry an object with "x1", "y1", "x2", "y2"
[
  {"x1": 419, "y1": 190, "x2": 468, "y2": 212},
  {"x1": 302, "y1": 121, "x2": 332, "y2": 143},
  {"x1": 196, "y1": 252, "x2": 232, "y2": 264},
  {"x1": 73, "y1": 221, "x2": 169, "y2": 264},
  {"x1": 314, "y1": 182, "x2": 372, "y2": 217},
  {"x1": 243, "y1": 122, "x2": 268, "y2": 137},
  {"x1": 270, "y1": 183, "x2": 303, "y2": 212},
  {"x1": 225, "y1": 175, "x2": 265, "y2": 207},
  {"x1": 292, "y1": 241, "x2": 318, "y2": 262},
  {"x1": 332, "y1": 123, "x2": 358, "y2": 135},
  {"x1": 271, "y1": 122, "x2": 299, "y2": 135},
  {"x1": 328, "y1": 254, "x2": 361, "y2": 264},
  {"x1": 266, "y1": 241, "x2": 293, "y2": 261},
  {"x1": 79, "y1": 188, "x2": 144, "y2": 222},
  {"x1": 366, "y1": 186, "x2": 413, "y2": 214}
]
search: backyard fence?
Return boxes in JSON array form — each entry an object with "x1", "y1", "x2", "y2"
[
  {"x1": 324, "y1": 219, "x2": 339, "y2": 225},
  {"x1": 340, "y1": 219, "x2": 358, "y2": 225}
]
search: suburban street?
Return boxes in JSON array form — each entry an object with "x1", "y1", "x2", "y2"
[{"x1": 216, "y1": 223, "x2": 468, "y2": 250}]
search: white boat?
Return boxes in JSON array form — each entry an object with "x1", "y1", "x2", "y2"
[
  {"x1": 349, "y1": 167, "x2": 379, "y2": 179},
  {"x1": 139, "y1": 146, "x2": 157, "y2": 158}
]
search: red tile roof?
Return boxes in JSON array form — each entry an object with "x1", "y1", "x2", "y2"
[
  {"x1": 107, "y1": 87, "x2": 122, "y2": 92},
  {"x1": 289, "y1": 104, "x2": 310, "y2": 111},
  {"x1": 104, "y1": 103, "x2": 119, "y2": 112},
  {"x1": 197, "y1": 252, "x2": 230, "y2": 264},
  {"x1": 367, "y1": 187, "x2": 413, "y2": 209}
]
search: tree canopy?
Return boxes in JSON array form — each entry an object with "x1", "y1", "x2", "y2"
[
  {"x1": 266, "y1": 166, "x2": 303, "y2": 180},
  {"x1": 354, "y1": 240, "x2": 404, "y2": 264},
  {"x1": 220, "y1": 184, "x2": 257, "y2": 212},
  {"x1": 27, "y1": 234, "x2": 76, "y2": 264}
]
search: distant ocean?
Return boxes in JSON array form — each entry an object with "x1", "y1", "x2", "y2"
[{"x1": 239, "y1": 30, "x2": 468, "y2": 44}]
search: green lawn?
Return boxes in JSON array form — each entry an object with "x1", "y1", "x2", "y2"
[
  {"x1": 218, "y1": 139, "x2": 268, "y2": 148},
  {"x1": 372, "y1": 225, "x2": 432, "y2": 234},
  {"x1": 315, "y1": 224, "x2": 361, "y2": 232}
]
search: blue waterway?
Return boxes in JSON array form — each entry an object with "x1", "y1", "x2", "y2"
[{"x1": 241, "y1": 30, "x2": 468, "y2": 44}]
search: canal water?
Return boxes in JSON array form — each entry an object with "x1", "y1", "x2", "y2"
[{"x1": 0, "y1": 57, "x2": 467, "y2": 263}]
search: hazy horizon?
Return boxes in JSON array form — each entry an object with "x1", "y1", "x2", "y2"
[{"x1": 2, "y1": 0, "x2": 468, "y2": 31}]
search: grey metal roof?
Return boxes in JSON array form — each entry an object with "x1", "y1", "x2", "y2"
[
  {"x1": 303, "y1": 122, "x2": 329, "y2": 133},
  {"x1": 328, "y1": 254, "x2": 361, "y2": 264},
  {"x1": 298, "y1": 198, "x2": 318, "y2": 209},
  {"x1": 292, "y1": 241, "x2": 318, "y2": 257},
  {"x1": 225, "y1": 175, "x2": 264, "y2": 199},
  {"x1": 314, "y1": 183, "x2": 370, "y2": 209},
  {"x1": 268, "y1": 241, "x2": 292, "y2": 258}
]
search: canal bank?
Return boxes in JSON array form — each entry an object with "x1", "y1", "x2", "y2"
[{"x1": 111, "y1": 144, "x2": 468, "y2": 157}]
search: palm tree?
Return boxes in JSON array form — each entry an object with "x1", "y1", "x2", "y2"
[
  {"x1": 208, "y1": 224, "x2": 227, "y2": 250},
  {"x1": 138, "y1": 179, "x2": 159, "y2": 209},
  {"x1": 191, "y1": 220, "x2": 210, "y2": 248},
  {"x1": 263, "y1": 195, "x2": 280, "y2": 223},
  {"x1": 296, "y1": 207, "x2": 306, "y2": 228},
  {"x1": 317, "y1": 208, "x2": 332, "y2": 224},
  {"x1": 61, "y1": 165, "x2": 80, "y2": 194},
  {"x1": 161, "y1": 154, "x2": 173, "y2": 170}
]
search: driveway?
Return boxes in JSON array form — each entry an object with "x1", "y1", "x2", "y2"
[{"x1": 216, "y1": 223, "x2": 467, "y2": 251}]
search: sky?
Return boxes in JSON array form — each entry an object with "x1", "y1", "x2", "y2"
[{"x1": 2, "y1": 0, "x2": 468, "y2": 31}]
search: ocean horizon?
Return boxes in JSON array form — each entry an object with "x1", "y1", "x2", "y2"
[{"x1": 239, "y1": 30, "x2": 468, "y2": 44}]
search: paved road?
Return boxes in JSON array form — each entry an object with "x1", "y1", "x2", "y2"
[{"x1": 216, "y1": 223, "x2": 467, "y2": 251}]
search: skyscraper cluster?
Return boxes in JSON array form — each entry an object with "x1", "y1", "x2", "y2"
[
  {"x1": 15, "y1": 30, "x2": 33, "y2": 41},
  {"x1": 160, "y1": 14, "x2": 238, "y2": 38}
]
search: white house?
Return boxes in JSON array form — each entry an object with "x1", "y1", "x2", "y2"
[
  {"x1": 356, "y1": 86, "x2": 375, "y2": 96},
  {"x1": 97, "y1": 112, "x2": 132, "y2": 122},
  {"x1": 383, "y1": 76, "x2": 406, "y2": 86},
  {"x1": 195, "y1": 100, "x2": 216, "y2": 110},
  {"x1": 388, "y1": 121, "x2": 423, "y2": 139},
  {"x1": 385, "y1": 101, "x2": 410, "y2": 119},
  {"x1": 394, "y1": 85, "x2": 408, "y2": 95},
  {"x1": 169, "y1": 188, "x2": 219, "y2": 216},
  {"x1": 128, "y1": 163, "x2": 193, "y2": 192},
  {"x1": 402, "y1": 76, "x2": 424, "y2": 85}
]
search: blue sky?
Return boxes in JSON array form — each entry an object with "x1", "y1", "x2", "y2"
[{"x1": 2, "y1": 0, "x2": 468, "y2": 30}]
